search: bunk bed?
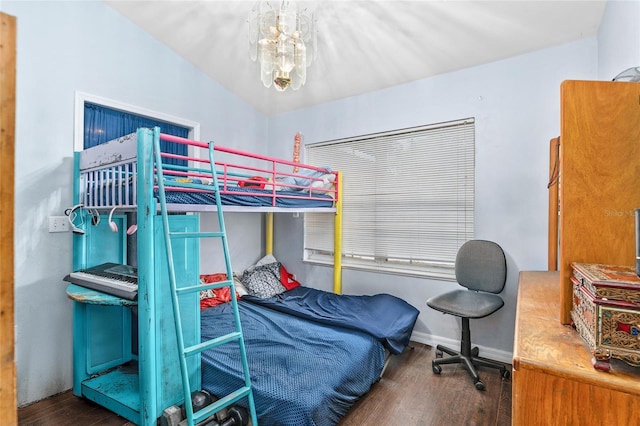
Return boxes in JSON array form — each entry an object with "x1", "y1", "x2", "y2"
[{"x1": 66, "y1": 127, "x2": 418, "y2": 425}]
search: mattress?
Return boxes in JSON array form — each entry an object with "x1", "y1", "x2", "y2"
[{"x1": 200, "y1": 301, "x2": 385, "y2": 426}]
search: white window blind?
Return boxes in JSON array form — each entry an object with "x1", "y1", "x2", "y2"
[{"x1": 305, "y1": 118, "x2": 475, "y2": 280}]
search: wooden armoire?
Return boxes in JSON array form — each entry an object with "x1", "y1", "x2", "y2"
[{"x1": 549, "y1": 80, "x2": 640, "y2": 324}]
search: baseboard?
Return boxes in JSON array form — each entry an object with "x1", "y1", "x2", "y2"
[{"x1": 409, "y1": 330, "x2": 513, "y2": 365}]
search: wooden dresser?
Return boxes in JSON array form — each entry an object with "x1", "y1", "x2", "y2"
[{"x1": 513, "y1": 271, "x2": 640, "y2": 425}]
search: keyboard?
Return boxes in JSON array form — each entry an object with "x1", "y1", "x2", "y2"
[{"x1": 64, "y1": 263, "x2": 138, "y2": 300}]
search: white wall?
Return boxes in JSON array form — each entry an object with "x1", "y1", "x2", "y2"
[
  {"x1": 1, "y1": 1, "x2": 267, "y2": 406},
  {"x1": 267, "y1": 38, "x2": 599, "y2": 361}
]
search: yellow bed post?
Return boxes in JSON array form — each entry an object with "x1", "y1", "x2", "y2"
[
  {"x1": 265, "y1": 212, "x2": 274, "y2": 255},
  {"x1": 265, "y1": 173, "x2": 341, "y2": 293},
  {"x1": 333, "y1": 171, "x2": 343, "y2": 295}
]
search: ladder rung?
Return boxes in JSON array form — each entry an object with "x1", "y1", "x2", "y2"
[
  {"x1": 176, "y1": 279, "x2": 233, "y2": 296},
  {"x1": 191, "y1": 386, "x2": 252, "y2": 424},
  {"x1": 169, "y1": 231, "x2": 225, "y2": 239},
  {"x1": 184, "y1": 331, "x2": 242, "y2": 357}
]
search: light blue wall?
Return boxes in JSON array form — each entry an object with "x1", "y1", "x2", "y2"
[
  {"x1": 597, "y1": 0, "x2": 640, "y2": 80},
  {"x1": 2, "y1": 1, "x2": 266, "y2": 406},
  {"x1": 268, "y1": 37, "x2": 599, "y2": 361}
]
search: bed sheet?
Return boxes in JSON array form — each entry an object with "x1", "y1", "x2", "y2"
[
  {"x1": 242, "y1": 286, "x2": 420, "y2": 355},
  {"x1": 200, "y1": 301, "x2": 385, "y2": 426}
]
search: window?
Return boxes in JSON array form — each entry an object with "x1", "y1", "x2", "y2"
[
  {"x1": 74, "y1": 91, "x2": 200, "y2": 152},
  {"x1": 304, "y1": 118, "x2": 475, "y2": 280}
]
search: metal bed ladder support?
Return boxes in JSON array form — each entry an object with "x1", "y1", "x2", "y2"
[{"x1": 153, "y1": 128, "x2": 258, "y2": 426}]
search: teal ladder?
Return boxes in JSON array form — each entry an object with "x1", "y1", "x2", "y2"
[{"x1": 153, "y1": 129, "x2": 258, "y2": 426}]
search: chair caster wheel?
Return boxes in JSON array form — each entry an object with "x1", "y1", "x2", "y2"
[
  {"x1": 471, "y1": 347, "x2": 479, "y2": 357},
  {"x1": 432, "y1": 362, "x2": 442, "y2": 375},
  {"x1": 435, "y1": 349, "x2": 443, "y2": 358},
  {"x1": 475, "y1": 380, "x2": 485, "y2": 391},
  {"x1": 501, "y1": 368, "x2": 511, "y2": 379}
]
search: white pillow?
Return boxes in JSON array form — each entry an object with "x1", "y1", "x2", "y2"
[
  {"x1": 233, "y1": 276, "x2": 249, "y2": 297},
  {"x1": 240, "y1": 254, "x2": 278, "y2": 274}
]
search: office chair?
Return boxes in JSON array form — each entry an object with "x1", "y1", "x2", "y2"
[{"x1": 426, "y1": 239, "x2": 510, "y2": 390}]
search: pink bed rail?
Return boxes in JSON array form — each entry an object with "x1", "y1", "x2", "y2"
[{"x1": 157, "y1": 133, "x2": 339, "y2": 206}]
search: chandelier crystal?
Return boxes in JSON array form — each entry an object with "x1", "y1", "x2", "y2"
[{"x1": 248, "y1": 1, "x2": 317, "y2": 92}]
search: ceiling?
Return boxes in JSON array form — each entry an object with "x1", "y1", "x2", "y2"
[{"x1": 106, "y1": 1, "x2": 607, "y2": 116}]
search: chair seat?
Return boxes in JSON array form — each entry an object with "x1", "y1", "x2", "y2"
[{"x1": 427, "y1": 289, "x2": 504, "y2": 319}]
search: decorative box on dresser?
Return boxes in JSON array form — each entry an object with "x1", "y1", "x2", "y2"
[
  {"x1": 513, "y1": 271, "x2": 640, "y2": 426},
  {"x1": 571, "y1": 262, "x2": 640, "y2": 371}
]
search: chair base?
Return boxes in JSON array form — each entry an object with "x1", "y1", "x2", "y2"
[{"x1": 431, "y1": 318, "x2": 510, "y2": 390}]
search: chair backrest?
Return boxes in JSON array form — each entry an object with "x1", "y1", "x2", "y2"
[{"x1": 455, "y1": 240, "x2": 507, "y2": 294}]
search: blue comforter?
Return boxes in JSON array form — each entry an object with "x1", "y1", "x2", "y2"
[
  {"x1": 201, "y1": 301, "x2": 386, "y2": 426},
  {"x1": 242, "y1": 286, "x2": 420, "y2": 355}
]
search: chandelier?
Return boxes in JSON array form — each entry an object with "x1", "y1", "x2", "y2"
[{"x1": 248, "y1": 1, "x2": 317, "y2": 92}]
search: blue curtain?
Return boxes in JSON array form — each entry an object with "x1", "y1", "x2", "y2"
[{"x1": 84, "y1": 103, "x2": 188, "y2": 166}]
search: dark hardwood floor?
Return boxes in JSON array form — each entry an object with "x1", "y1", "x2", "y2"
[
  {"x1": 339, "y1": 343, "x2": 512, "y2": 426},
  {"x1": 18, "y1": 342, "x2": 511, "y2": 426}
]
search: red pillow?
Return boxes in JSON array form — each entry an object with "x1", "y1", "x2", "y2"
[
  {"x1": 239, "y1": 176, "x2": 267, "y2": 189},
  {"x1": 279, "y1": 264, "x2": 301, "y2": 290}
]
